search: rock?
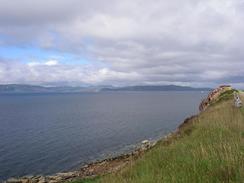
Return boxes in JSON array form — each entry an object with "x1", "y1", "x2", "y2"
[
  {"x1": 141, "y1": 140, "x2": 149, "y2": 144},
  {"x1": 56, "y1": 172, "x2": 76, "y2": 179},
  {"x1": 47, "y1": 175, "x2": 64, "y2": 182},
  {"x1": 20, "y1": 179, "x2": 29, "y2": 183},
  {"x1": 199, "y1": 85, "x2": 232, "y2": 111},
  {"x1": 141, "y1": 140, "x2": 151, "y2": 150},
  {"x1": 89, "y1": 168, "x2": 94, "y2": 173},
  {"x1": 5, "y1": 178, "x2": 30, "y2": 183},
  {"x1": 37, "y1": 176, "x2": 46, "y2": 183},
  {"x1": 37, "y1": 180, "x2": 46, "y2": 183},
  {"x1": 30, "y1": 176, "x2": 40, "y2": 183},
  {"x1": 6, "y1": 178, "x2": 22, "y2": 183},
  {"x1": 48, "y1": 181, "x2": 59, "y2": 183}
]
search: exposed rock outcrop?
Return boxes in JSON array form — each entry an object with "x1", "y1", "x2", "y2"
[{"x1": 199, "y1": 85, "x2": 232, "y2": 111}]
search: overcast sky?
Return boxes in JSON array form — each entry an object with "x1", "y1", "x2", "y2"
[{"x1": 0, "y1": 0, "x2": 244, "y2": 87}]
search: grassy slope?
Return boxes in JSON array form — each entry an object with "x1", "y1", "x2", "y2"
[{"x1": 74, "y1": 91, "x2": 244, "y2": 183}]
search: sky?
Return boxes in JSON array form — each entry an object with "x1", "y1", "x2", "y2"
[{"x1": 0, "y1": 0, "x2": 244, "y2": 88}]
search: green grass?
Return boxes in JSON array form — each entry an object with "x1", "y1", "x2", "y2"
[
  {"x1": 73, "y1": 92, "x2": 244, "y2": 183},
  {"x1": 210, "y1": 89, "x2": 238, "y2": 106}
]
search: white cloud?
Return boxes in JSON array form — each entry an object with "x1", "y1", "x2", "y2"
[
  {"x1": 27, "y1": 60, "x2": 59, "y2": 67},
  {"x1": 0, "y1": 0, "x2": 244, "y2": 87},
  {"x1": 44, "y1": 60, "x2": 59, "y2": 66}
]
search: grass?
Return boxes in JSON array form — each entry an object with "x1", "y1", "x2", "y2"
[
  {"x1": 216, "y1": 89, "x2": 239, "y2": 104},
  {"x1": 73, "y1": 91, "x2": 244, "y2": 183}
]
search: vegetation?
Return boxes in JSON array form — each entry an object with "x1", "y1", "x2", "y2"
[
  {"x1": 215, "y1": 89, "x2": 239, "y2": 104},
  {"x1": 73, "y1": 92, "x2": 244, "y2": 183}
]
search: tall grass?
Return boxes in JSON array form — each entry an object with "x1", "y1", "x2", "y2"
[{"x1": 98, "y1": 92, "x2": 244, "y2": 183}]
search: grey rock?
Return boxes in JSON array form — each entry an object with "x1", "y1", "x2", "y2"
[
  {"x1": 56, "y1": 172, "x2": 76, "y2": 179},
  {"x1": 6, "y1": 178, "x2": 22, "y2": 183},
  {"x1": 37, "y1": 177, "x2": 46, "y2": 183}
]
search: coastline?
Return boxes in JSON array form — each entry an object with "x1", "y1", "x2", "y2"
[
  {"x1": 4, "y1": 115, "x2": 199, "y2": 183},
  {"x1": 4, "y1": 86, "x2": 232, "y2": 183},
  {"x1": 4, "y1": 139, "x2": 158, "y2": 183}
]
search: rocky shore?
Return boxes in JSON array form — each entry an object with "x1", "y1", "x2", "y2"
[{"x1": 4, "y1": 140, "x2": 156, "y2": 183}]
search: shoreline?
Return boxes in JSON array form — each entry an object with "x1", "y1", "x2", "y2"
[
  {"x1": 3, "y1": 116, "x2": 203, "y2": 183},
  {"x1": 4, "y1": 87, "x2": 229, "y2": 183},
  {"x1": 3, "y1": 115, "x2": 201, "y2": 183},
  {"x1": 4, "y1": 139, "x2": 158, "y2": 183},
  {"x1": 4, "y1": 114, "x2": 198, "y2": 183}
]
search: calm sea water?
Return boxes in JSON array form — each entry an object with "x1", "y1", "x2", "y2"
[{"x1": 0, "y1": 91, "x2": 206, "y2": 180}]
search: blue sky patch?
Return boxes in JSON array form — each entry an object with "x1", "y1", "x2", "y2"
[{"x1": 0, "y1": 46, "x2": 89, "y2": 65}]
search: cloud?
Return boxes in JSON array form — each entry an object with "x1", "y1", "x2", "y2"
[
  {"x1": 0, "y1": 0, "x2": 244, "y2": 87},
  {"x1": 0, "y1": 58, "x2": 142, "y2": 86},
  {"x1": 27, "y1": 60, "x2": 59, "y2": 67}
]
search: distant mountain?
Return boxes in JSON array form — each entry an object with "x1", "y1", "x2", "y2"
[
  {"x1": 0, "y1": 84, "x2": 211, "y2": 93},
  {"x1": 101, "y1": 85, "x2": 211, "y2": 91},
  {"x1": 0, "y1": 84, "x2": 97, "y2": 93}
]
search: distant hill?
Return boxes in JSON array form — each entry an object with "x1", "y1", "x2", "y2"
[
  {"x1": 0, "y1": 84, "x2": 95, "y2": 93},
  {"x1": 101, "y1": 85, "x2": 211, "y2": 92},
  {"x1": 0, "y1": 84, "x2": 211, "y2": 93}
]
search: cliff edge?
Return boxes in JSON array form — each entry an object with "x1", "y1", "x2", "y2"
[{"x1": 199, "y1": 85, "x2": 233, "y2": 111}]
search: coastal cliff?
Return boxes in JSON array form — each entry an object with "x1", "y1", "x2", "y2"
[
  {"x1": 199, "y1": 85, "x2": 233, "y2": 111},
  {"x1": 99, "y1": 87, "x2": 244, "y2": 183},
  {"x1": 4, "y1": 87, "x2": 244, "y2": 183}
]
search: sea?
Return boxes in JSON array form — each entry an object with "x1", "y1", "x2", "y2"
[{"x1": 0, "y1": 91, "x2": 206, "y2": 180}]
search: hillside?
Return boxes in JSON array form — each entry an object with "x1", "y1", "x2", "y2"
[{"x1": 77, "y1": 89, "x2": 244, "y2": 183}]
